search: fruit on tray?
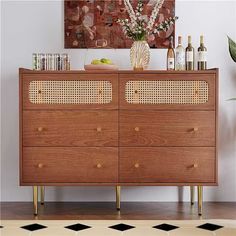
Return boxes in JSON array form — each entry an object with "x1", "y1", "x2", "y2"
[
  {"x1": 100, "y1": 58, "x2": 113, "y2": 64},
  {"x1": 91, "y1": 58, "x2": 113, "y2": 65},
  {"x1": 91, "y1": 59, "x2": 102, "y2": 65}
]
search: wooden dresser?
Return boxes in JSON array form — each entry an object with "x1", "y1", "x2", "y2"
[{"x1": 19, "y1": 68, "x2": 218, "y2": 215}]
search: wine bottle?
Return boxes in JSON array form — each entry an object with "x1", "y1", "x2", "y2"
[
  {"x1": 175, "y1": 36, "x2": 185, "y2": 70},
  {"x1": 198, "y1": 35, "x2": 207, "y2": 70},
  {"x1": 167, "y1": 36, "x2": 175, "y2": 70},
  {"x1": 186, "y1": 36, "x2": 194, "y2": 70}
]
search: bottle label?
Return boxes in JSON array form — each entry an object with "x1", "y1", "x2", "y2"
[
  {"x1": 186, "y1": 51, "x2": 194, "y2": 62},
  {"x1": 198, "y1": 51, "x2": 207, "y2": 62},
  {"x1": 168, "y1": 58, "x2": 175, "y2": 69},
  {"x1": 176, "y1": 52, "x2": 185, "y2": 67}
]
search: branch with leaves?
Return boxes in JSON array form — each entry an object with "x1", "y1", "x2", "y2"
[{"x1": 228, "y1": 36, "x2": 236, "y2": 63}]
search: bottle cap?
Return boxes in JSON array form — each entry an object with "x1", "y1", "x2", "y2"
[
  {"x1": 188, "y1": 35, "x2": 192, "y2": 44},
  {"x1": 178, "y1": 36, "x2": 182, "y2": 44},
  {"x1": 200, "y1": 35, "x2": 204, "y2": 44}
]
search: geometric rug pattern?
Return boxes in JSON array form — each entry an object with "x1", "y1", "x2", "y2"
[{"x1": 1, "y1": 220, "x2": 236, "y2": 235}]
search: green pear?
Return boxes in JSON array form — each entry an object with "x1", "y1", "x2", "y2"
[
  {"x1": 91, "y1": 59, "x2": 102, "y2": 65},
  {"x1": 100, "y1": 58, "x2": 113, "y2": 64}
]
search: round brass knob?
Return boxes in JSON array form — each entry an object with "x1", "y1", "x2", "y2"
[
  {"x1": 37, "y1": 127, "x2": 43, "y2": 132},
  {"x1": 134, "y1": 90, "x2": 138, "y2": 94},
  {"x1": 38, "y1": 90, "x2": 42, "y2": 94},
  {"x1": 134, "y1": 127, "x2": 140, "y2": 132},
  {"x1": 96, "y1": 163, "x2": 102, "y2": 169},
  {"x1": 37, "y1": 163, "x2": 43, "y2": 168},
  {"x1": 134, "y1": 163, "x2": 139, "y2": 168},
  {"x1": 193, "y1": 164, "x2": 198, "y2": 168},
  {"x1": 97, "y1": 127, "x2": 102, "y2": 132},
  {"x1": 193, "y1": 127, "x2": 199, "y2": 132}
]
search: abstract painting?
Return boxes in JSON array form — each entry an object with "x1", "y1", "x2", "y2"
[{"x1": 64, "y1": 0, "x2": 175, "y2": 49}]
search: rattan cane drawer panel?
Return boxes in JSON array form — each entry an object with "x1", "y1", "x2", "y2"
[
  {"x1": 23, "y1": 110, "x2": 118, "y2": 147},
  {"x1": 119, "y1": 73, "x2": 216, "y2": 110},
  {"x1": 22, "y1": 147, "x2": 118, "y2": 183},
  {"x1": 125, "y1": 80, "x2": 208, "y2": 104},
  {"x1": 119, "y1": 147, "x2": 216, "y2": 183},
  {"x1": 29, "y1": 80, "x2": 112, "y2": 104},
  {"x1": 119, "y1": 111, "x2": 215, "y2": 147},
  {"x1": 22, "y1": 74, "x2": 118, "y2": 109}
]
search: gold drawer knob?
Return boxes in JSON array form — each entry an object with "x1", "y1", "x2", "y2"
[
  {"x1": 97, "y1": 127, "x2": 102, "y2": 132},
  {"x1": 193, "y1": 164, "x2": 198, "y2": 168},
  {"x1": 37, "y1": 163, "x2": 44, "y2": 168},
  {"x1": 134, "y1": 127, "x2": 140, "y2": 132},
  {"x1": 193, "y1": 127, "x2": 199, "y2": 132},
  {"x1": 37, "y1": 127, "x2": 43, "y2": 132},
  {"x1": 38, "y1": 90, "x2": 42, "y2": 94},
  {"x1": 134, "y1": 163, "x2": 140, "y2": 168},
  {"x1": 134, "y1": 90, "x2": 138, "y2": 94},
  {"x1": 96, "y1": 163, "x2": 102, "y2": 169}
]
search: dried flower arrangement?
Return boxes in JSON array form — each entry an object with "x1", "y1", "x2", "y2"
[{"x1": 117, "y1": 0, "x2": 178, "y2": 41}]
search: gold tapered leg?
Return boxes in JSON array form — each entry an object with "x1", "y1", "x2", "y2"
[
  {"x1": 198, "y1": 186, "x2": 203, "y2": 216},
  {"x1": 116, "y1": 186, "x2": 121, "y2": 211},
  {"x1": 40, "y1": 186, "x2": 45, "y2": 205},
  {"x1": 190, "y1": 186, "x2": 195, "y2": 205},
  {"x1": 33, "y1": 186, "x2": 38, "y2": 215}
]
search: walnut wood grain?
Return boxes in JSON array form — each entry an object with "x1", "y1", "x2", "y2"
[
  {"x1": 120, "y1": 111, "x2": 215, "y2": 147},
  {"x1": 120, "y1": 147, "x2": 216, "y2": 183},
  {"x1": 22, "y1": 147, "x2": 118, "y2": 184},
  {"x1": 19, "y1": 68, "x2": 218, "y2": 187},
  {"x1": 119, "y1": 73, "x2": 216, "y2": 110},
  {"x1": 23, "y1": 110, "x2": 118, "y2": 147}
]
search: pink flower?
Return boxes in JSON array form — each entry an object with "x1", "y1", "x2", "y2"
[{"x1": 148, "y1": 34, "x2": 155, "y2": 42}]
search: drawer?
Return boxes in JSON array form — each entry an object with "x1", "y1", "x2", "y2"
[
  {"x1": 120, "y1": 147, "x2": 216, "y2": 183},
  {"x1": 22, "y1": 147, "x2": 118, "y2": 183},
  {"x1": 22, "y1": 73, "x2": 118, "y2": 109},
  {"x1": 120, "y1": 73, "x2": 216, "y2": 110},
  {"x1": 120, "y1": 111, "x2": 215, "y2": 147},
  {"x1": 23, "y1": 111, "x2": 118, "y2": 146}
]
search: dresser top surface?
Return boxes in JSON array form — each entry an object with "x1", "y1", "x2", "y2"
[{"x1": 20, "y1": 68, "x2": 219, "y2": 75}]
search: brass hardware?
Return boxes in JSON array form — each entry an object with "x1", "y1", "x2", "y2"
[
  {"x1": 193, "y1": 127, "x2": 199, "y2": 132},
  {"x1": 37, "y1": 163, "x2": 43, "y2": 168},
  {"x1": 38, "y1": 90, "x2": 42, "y2": 94},
  {"x1": 96, "y1": 127, "x2": 102, "y2": 132},
  {"x1": 96, "y1": 163, "x2": 102, "y2": 169},
  {"x1": 37, "y1": 127, "x2": 43, "y2": 132},
  {"x1": 190, "y1": 186, "x2": 195, "y2": 205},
  {"x1": 198, "y1": 186, "x2": 203, "y2": 216},
  {"x1": 134, "y1": 163, "x2": 140, "y2": 168},
  {"x1": 40, "y1": 186, "x2": 45, "y2": 205},
  {"x1": 134, "y1": 127, "x2": 140, "y2": 132},
  {"x1": 134, "y1": 90, "x2": 138, "y2": 94},
  {"x1": 116, "y1": 186, "x2": 121, "y2": 210},
  {"x1": 33, "y1": 186, "x2": 38, "y2": 215}
]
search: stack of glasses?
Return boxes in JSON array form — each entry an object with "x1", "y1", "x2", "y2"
[{"x1": 32, "y1": 53, "x2": 70, "y2": 71}]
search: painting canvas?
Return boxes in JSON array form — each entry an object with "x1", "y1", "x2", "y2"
[{"x1": 64, "y1": 0, "x2": 175, "y2": 49}]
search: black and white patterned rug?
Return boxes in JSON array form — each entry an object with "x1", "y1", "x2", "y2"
[{"x1": 1, "y1": 220, "x2": 236, "y2": 235}]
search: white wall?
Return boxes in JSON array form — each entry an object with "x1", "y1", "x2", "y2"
[{"x1": 1, "y1": 0, "x2": 236, "y2": 202}]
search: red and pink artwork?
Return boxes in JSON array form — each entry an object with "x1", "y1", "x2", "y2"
[{"x1": 64, "y1": 0, "x2": 175, "y2": 49}]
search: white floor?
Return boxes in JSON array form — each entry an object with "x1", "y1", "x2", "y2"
[{"x1": 1, "y1": 220, "x2": 236, "y2": 236}]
